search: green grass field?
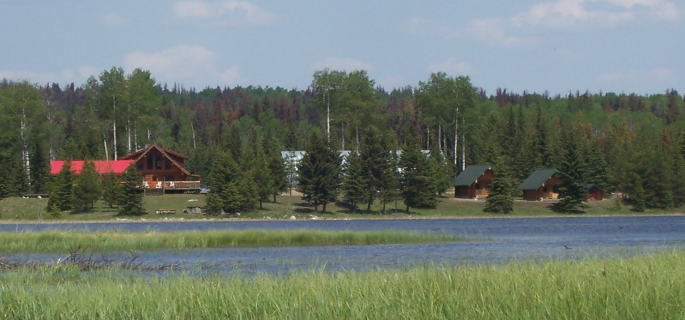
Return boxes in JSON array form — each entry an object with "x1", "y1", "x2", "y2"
[
  {"x1": 0, "y1": 192, "x2": 679, "y2": 222},
  {"x1": 0, "y1": 229, "x2": 468, "y2": 253},
  {"x1": 1, "y1": 250, "x2": 685, "y2": 319}
]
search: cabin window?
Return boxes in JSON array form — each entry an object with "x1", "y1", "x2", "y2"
[
  {"x1": 138, "y1": 162, "x2": 144, "y2": 170},
  {"x1": 475, "y1": 184, "x2": 481, "y2": 190},
  {"x1": 146, "y1": 156, "x2": 153, "y2": 170},
  {"x1": 543, "y1": 187, "x2": 548, "y2": 193},
  {"x1": 485, "y1": 182, "x2": 492, "y2": 190},
  {"x1": 165, "y1": 161, "x2": 171, "y2": 170},
  {"x1": 553, "y1": 186, "x2": 560, "y2": 193},
  {"x1": 156, "y1": 155, "x2": 162, "y2": 170}
]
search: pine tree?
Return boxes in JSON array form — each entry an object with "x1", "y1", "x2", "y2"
[
  {"x1": 483, "y1": 174, "x2": 514, "y2": 214},
  {"x1": 296, "y1": 131, "x2": 341, "y2": 213},
  {"x1": 53, "y1": 160, "x2": 75, "y2": 211},
  {"x1": 429, "y1": 145, "x2": 452, "y2": 197},
  {"x1": 247, "y1": 133, "x2": 272, "y2": 209},
  {"x1": 359, "y1": 126, "x2": 390, "y2": 213},
  {"x1": 584, "y1": 140, "x2": 612, "y2": 192},
  {"x1": 117, "y1": 163, "x2": 145, "y2": 216},
  {"x1": 264, "y1": 137, "x2": 288, "y2": 203},
  {"x1": 399, "y1": 128, "x2": 437, "y2": 212},
  {"x1": 29, "y1": 140, "x2": 50, "y2": 194},
  {"x1": 101, "y1": 173, "x2": 121, "y2": 208},
  {"x1": 341, "y1": 150, "x2": 366, "y2": 212},
  {"x1": 554, "y1": 127, "x2": 588, "y2": 213},
  {"x1": 379, "y1": 151, "x2": 401, "y2": 214},
  {"x1": 627, "y1": 172, "x2": 645, "y2": 212},
  {"x1": 205, "y1": 152, "x2": 240, "y2": 215},
  {"x1": 643, "y1": 144, "x2": 673, "y2": 209},
  {"x1": 72, "y1": 160, "x2": 102, "y2": 212}
]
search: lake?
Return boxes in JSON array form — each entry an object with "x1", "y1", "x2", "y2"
[{"x1": 3, "y1": 215, "x2": 685, "y2": 273}]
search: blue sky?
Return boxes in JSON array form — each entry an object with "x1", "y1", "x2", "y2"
[{"x1": 0, "y1": 0, "x2": 682, "y2": 95}]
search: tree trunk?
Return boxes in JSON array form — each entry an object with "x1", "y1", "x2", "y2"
[
  {"x1": 103, "y1": 135, "x2": 109, "y2": 160},
  {"x1": 326, "y1": 89, "x2": 330, "y2": 141},
  {"x1": 406, "y1": 205, "x2": 409, "y2": 214},
  {"x1": 190, "y1": 120, "x2": 197, "y2": 150},
  {"x1": 454, "y1": 107, "x2": 459, "y2": 166},
  {"x1": 113, "y1": 97, "x2": 118, "y2": 160},
  {"x1": 438, "y1": 124, "x2": 441, "y2": 152},
  {"x1": 322, "y1": 202, "x2": 326, "y2": 213},
  {"x1": 342, "y1": 122, "x2": 345, "y2": 150},
  {"x1": 427, "y1": 127, "x2": 430, "y2": 150},
  {"x1": 20, "y1": 113, "x2": 30, "y2": 186}
]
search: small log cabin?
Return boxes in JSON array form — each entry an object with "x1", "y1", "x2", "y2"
[
  {"x1": 585, "y1": 184, "x2": 604, "y2": 201},
  {"x1": 120, "y1": 144, "x2": 200, "y2": 193},
  {"x1": 518, "y1": 169, "x2": 564, "y2": 201},
  {"x1": 453, "y1": 165, "x2": 496, "y2": 199}
]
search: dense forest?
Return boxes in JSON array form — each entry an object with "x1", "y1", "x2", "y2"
[{"x1": 1, "y1": 66, "x2": 684, "y2": 212}]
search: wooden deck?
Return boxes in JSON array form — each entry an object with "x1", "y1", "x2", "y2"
[{"x1": 143, "y1": 181, "x2": 201, "y2": 195}]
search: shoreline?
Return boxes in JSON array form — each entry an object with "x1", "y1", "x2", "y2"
[{"x1": 1, "y1": 212, "x2": 684, "y2": 225}]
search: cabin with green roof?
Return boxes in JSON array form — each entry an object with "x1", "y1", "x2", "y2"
[
  {"x1": 453, "y1": 164, "x2": 496, "y2": 199},
  {"x1": 518, "y1": 168, "x2": 564, "y2": 201}
]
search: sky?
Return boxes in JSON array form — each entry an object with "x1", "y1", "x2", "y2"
[{"x1": 0, "y1": 0, "x2": 682, "y2": 96}]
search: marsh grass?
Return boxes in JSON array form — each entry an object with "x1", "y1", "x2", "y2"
[
  {"x1": 0, "y1": 229, "x2": 467, "y2": 253},
  {"x1": 2, "y1": 251, "x2": 685, "y2": 319}
]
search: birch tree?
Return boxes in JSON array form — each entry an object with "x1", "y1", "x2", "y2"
[{"x1": 99, "y1": 67, "x2": 127, "y2": 160}]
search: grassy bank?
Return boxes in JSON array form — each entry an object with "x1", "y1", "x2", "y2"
[
  {"x1": 1, "y1": 251, "x2": 685, "y2": 319},
  {"x1": 0, "y1": 229, "x2": 466, "y2": 253},
  {"x1": 0, "y1": 193, "x2": 679, "y2": 222}
]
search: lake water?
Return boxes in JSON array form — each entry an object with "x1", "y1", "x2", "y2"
[{"x1": 4, "y1": 216, "x2": 685, "y2": 274}]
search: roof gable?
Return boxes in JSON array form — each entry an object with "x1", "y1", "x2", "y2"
[
  {"x1": 517, "y1": 168, "x2": 560, "y2": 190},
  {"x1": 51, "y1": 160, "x2": 134, "y2": 175},
  {"x1": 123, "y1": 145, "x2": 193, "y2": 177},
  {"x1": 121, "y1": 144, "x2": 189, "y2": 161},
  {"x1": 453, "y1": 164, "x2": 494, "y2": 187}
]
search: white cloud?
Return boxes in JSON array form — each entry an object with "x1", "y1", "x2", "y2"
[
  {"x1": 124, "y1": 45, "x2": 243, "y2": 87},
  {"x1": 0, "y1": 66, "x2": 98, "y2": 85},
  {"x1": 102, "y1": 12, "x2": 131, "y2": 28},
  {"x1": 428, "y1": 58, "x2": 472, "y2": 75},
  {"x1": 172, "y1": 0, "x2": 274, "y2": 25},
  {"x1": 310, "y1": 58, "x2": 372, "y2": 72},
  {"x1": 462, "y1": 0, "x2": 679, "y2": 47},
  {"x1": 597, "y1": 67, "x2": 676, "y2": 88}
]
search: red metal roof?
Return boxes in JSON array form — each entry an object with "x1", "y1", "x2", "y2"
[{"x1": 50, "y1": 160, "x2": 134, "y2": 175}]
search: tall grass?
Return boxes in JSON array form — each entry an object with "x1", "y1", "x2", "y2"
[
  {"x1": 1, "y1": 251, "x2": 685, "y2": 319},
  {"x1": 0, "y1": 229, "x2": 466, "y2": 253}
]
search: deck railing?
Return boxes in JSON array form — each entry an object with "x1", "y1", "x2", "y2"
[{"x1": 143, "y1": 181, "x2": 201, "y2": 189}]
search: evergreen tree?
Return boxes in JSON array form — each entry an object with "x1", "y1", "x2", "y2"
[
  {"x1": 429, "y1": 144, "x2": 452, "y2": 197},
  {"x1": 29, "y1": 140, "x2": 50, "y2": 194},
  {"x1": 483, "y1": 174, "x2": 514, "y2": 214},
  {"x1": 379, "y1": 151, "x2": 401, "y2": 214},
  {"x1": 643, "y1": 143, "x2": 673, "y2": 209},
  {"x1": 626, "y1": 172, "x2": 645, "y2": 212},
  {"x1": 584, "y1": 140, "x2": 612, "y2": 192},
  {"x1": 101, "y1": 173, "x2": 121, "y2": 208},
  {"x1": 532, "y1": 104, "x2": 552, "y2": 168},
  {"x1": 671, "y1": 149, "x2": 685, "y2": 207},
  {"x1": 246, "y1": 131, "x2": 272, "y2": 209},
  {"x1": 554, "y1": 127, "x2": 588, "y2": 213},
  {"x1": 72, "y1": 160, "x2": 102, "y2": 212},
  {"x1": 117, "y1": 163, "x2": 145, "y2": 215},
  {"x1": 205, "y1": 152, "x2": 242, "y2": 215},
  {"x1": 296, "y1": 131, "x2": 341, "y2": 213},
  {"x1": 341, "y1": 150, "x2": 365, "y2": 212},
  {"x1": 264, "y1": 137, "x2": 288, "y2": 203},
  {"x1": 399, "y1": 128, "x2": 437, "y2": 212},
  {"x1": 359, "y1": 126, "x2": 391, "y2": 213},
  {"x1": 53, "y1": 160, "x2": 75, "y2": 211}
]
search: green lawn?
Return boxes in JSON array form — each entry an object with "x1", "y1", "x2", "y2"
[{"x1": 0, "y1": 192, "x2": 681, "y2": 222}]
